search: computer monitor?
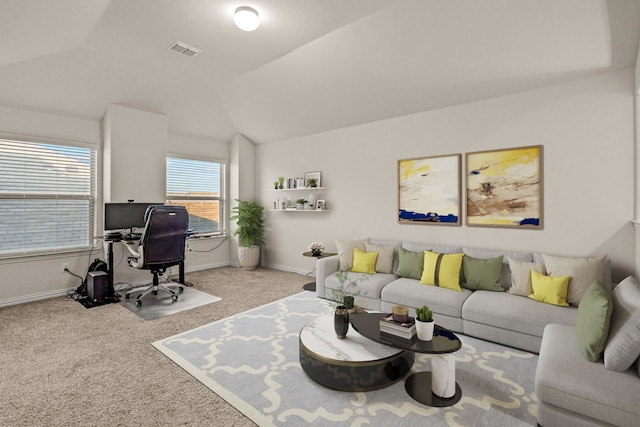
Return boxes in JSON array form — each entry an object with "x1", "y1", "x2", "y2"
[{"x1": 104, "y1": 202, "x2": 163, "y2": 231}]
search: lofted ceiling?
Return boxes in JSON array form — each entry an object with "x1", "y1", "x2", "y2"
[{"x1": 0, "y1": 0, "x2": 639, "y2": 144}]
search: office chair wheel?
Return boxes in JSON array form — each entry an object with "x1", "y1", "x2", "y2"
[
  {"x1": 125, "y1": 293, "x2": 131, "y2": 299},
  {"x1": 178, "y1": 286, "x2": 184, "y2": 293},
  {"x1": 136, "y1": 300, "x2": 142, "y2": 307},
  {"x1": 172, "y1": 295, "x2": 178, "y2": 302},
  {"x1": 153, "y1": 290, "x2": 158, "y2": 295}
]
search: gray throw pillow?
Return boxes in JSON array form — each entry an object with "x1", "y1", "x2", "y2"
[{"x1": 604, "y1": 276, "x2": 640, "y2": 371}]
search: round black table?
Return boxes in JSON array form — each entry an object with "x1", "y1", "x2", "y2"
[
  {"x1": 350, "y1": 312, "x2": 462, "y2": 407},
  {"x1": 302, "y1": 251, "x2": 336, "y2": 291}
]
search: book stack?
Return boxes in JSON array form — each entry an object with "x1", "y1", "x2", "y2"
[{"x1": 379, "y1": 314, "x2": 416, "y2": 340}]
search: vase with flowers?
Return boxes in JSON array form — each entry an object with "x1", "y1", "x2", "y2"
[{"x1": 308, "y1": 242, "x2": 325, "y2": 257}]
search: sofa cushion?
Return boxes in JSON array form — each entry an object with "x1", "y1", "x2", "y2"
[
  {"x1": 420, "y1": 251, "x2": 464, "y2": 292},
  {"x1": 396, "y1": 247, "x2": 423, "y2": 280},
  {"x1": 507, "y1": 258, "x2": 546, "y2": 297},
  {"x1": 464, "y1": 247, "x2": 533, "y2": 290},
  {"x1": 463, "y1": 290, "x2": 577, "y2": 337},
  {"x1": 381, "y1": 277, "x2": 473, "y2": 318},
  {"x1": 542, "y1": 254, "x2": 607, "y2": 306},
  {"x1": 536, "y1": 324, "x2": 640, "y2": 427},
  {"x1": 335, "y1": 238, "x2": 369, "y2": 271},
  {"x1": 461, "y1": 255, "x2": 504, "y2": 292},
  {"x1": 365, "y1": 243, "x2": 394, "y2": 274},
  {"x1": 575, "y1": 281, "x2": 612, "y2": 362},
  {"x1": 604, "y1": 276, "x2": 640, "y2": 372},
  {"x1": 529, "y1": 270, "x2": 570, "y2": 307},
  {"x1": 351, "y1": 248, "x2": 378, "y2": 274}
]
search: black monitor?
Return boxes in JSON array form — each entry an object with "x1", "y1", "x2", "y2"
[{"x1": 104, "y1": 202, "x2": 163, "y2": 231}]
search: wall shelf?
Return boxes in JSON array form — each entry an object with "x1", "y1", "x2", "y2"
[
  {"x1": 270, "y1": 209, "x2": 331, "y2": 212},
  {"x1": 271, "y1": 187, "x2": 328, "y2": 191}
]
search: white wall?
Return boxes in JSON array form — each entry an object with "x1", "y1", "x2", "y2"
[
  {"x1": 257, "y1": 69, "x2": 636, "y2": 283},
  {"x1": 0, "y1": 105, "x2": 231, "y2": 306}
]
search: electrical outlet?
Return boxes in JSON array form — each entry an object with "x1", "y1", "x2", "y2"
[{"x1": 61, "y1": 262, "x2": 70, "y2": 273}]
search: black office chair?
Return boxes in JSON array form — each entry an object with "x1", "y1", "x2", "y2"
[{"x1": 124, "y1": 205, "x2": 189, "y2": 307}]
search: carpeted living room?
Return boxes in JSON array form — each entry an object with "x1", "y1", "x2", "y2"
[{"x1": 2, "y1": 1, "x2": 640, "y2": 427}]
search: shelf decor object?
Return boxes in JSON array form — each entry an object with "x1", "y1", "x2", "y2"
[
  {"x1": 304, "y1": 171, "x2": 321, "y2": 188},
  {"x1": 398, "y1": 154, "x2": 461, "y2": 225},
  {"x1": 465, "y1": 145, "x2": 543, "y2": 229}
]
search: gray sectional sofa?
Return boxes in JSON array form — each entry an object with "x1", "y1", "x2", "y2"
[
  {"x1": 315, "y1": 238, "x2": 640, "y2": 426},
  {"x1": 315, "y1": 238, "x2": 609, "y2": 353}
]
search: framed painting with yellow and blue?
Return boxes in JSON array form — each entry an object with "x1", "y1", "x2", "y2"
[
  {"x1": 398, "y1": 154, "x2": 461, "y2": 225},
  {"x1": 466, "y1": 145, "x2": 543, "y2": 229}
]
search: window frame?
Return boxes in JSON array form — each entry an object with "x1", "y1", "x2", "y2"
[
  {"x1": 166, "y1": 154, "x2": 227, "y2": 237},
  {"x1": 0, "y1": 136, "x2": 98, "y2": 258}
]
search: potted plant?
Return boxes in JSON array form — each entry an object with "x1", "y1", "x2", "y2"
[
  {"x1": 295, "y1": 198, "x2": 307, "y2": 210},
  {"x1": 415, "y1": 305, "x2": 434, "y2": 341},
  {"x1": 273, "y1": 180, "x2": 279, "y2": 189},
  {"x1": 277, "y1": 176, "x2": 284, "y2": 189},
  {"x1": 330, "y1": 270, "x2": 368, "y2": 312},
  {"x1": 230, "y1": 199, "x2": 265, "y2": 271}
]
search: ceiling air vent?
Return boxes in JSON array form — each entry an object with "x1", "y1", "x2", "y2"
[{"x1": 169, "y1": 41, "x2": 201, "y2": 57}]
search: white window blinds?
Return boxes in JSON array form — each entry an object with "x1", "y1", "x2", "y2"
[
  {"x1": 0, "y1": 139, "x2": 96, "y2": 255},
  {"x1": 166, "y1": 156, "x2": 225, "y2": 235}
]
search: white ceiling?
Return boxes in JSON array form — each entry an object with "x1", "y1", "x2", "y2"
[{"x1": 0, "y1": 0, "x2": 639, "y2": 144}]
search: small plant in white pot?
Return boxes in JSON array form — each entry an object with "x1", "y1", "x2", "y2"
[{"x1": 415, "y1": 305, "x2": 434, "y2": 341}]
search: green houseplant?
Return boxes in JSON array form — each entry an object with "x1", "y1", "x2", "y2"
[
  {"x1": 415, "y1": 305, "x2": 434, "y2": 341},
  {"x1": 230, "y1": 199, "x2": 265, "y2": 270}
]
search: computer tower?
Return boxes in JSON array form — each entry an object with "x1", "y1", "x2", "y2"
[{"x1": 87, "y1": 271, "x2": 109, "y2": 303}]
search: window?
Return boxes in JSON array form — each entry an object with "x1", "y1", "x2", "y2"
[
  {"x1": 166, "y1": 156, "x2": 226, "y2": 236},
  {"x1": 0, "y1": 138, "x2": 96, "y2": 255}
]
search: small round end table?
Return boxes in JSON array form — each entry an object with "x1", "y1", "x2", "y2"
[{"x1": 302, "y1": 251, "x2": 336, "y2": 291}]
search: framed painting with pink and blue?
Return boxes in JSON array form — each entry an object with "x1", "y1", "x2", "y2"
[
  {"x1": 466, "y1": 145, "x2": 543, "y2": 229},
  {"x1": 398, "y1": 154, "x2": 461, "y2": 225}
]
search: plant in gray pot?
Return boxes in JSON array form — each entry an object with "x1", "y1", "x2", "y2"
[
  {"x1": 230, "y1": 199, "x2": 265, "y2": 271},
  {"x1": 415, "y1": 305, "x2": 434, "y2": 341}
]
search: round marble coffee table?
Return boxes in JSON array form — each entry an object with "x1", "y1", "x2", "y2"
[{"x1": 299, "y1": 314, "x2": 414, "y2": 391}]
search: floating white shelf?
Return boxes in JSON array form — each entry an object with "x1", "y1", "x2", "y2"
[
  {"x1": 271, "y1": 187, "x2": 328, "y2": 191},
  {"x1": 270, "y1": 209, "x2": 331, "y2": 212}
]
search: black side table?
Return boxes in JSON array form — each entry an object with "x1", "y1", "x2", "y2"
[
  {"x1": 350, "y1": 312, "x2": 462, "y2": 407},
  {"x1": 302, "y1": 251, "x2": 336, "y2": 291}
]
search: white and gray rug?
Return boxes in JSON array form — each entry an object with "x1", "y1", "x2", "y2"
[{"x1": 153, "y1": 291, "x2": 538, "y2": 426}]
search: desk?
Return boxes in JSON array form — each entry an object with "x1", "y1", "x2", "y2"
[
  {"x1": 104, "y1": 238, "x2": 185, "y2": 291},
  {"x1": 302, "y1": 251, "x2": 337, "y2": 291}
]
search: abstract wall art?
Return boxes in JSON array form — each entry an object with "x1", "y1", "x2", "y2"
[
  {"x1": 398, "y1": 154, "x2": 461, "y2": 225},
  {"x1": 465, "y1": 145, "x2": 543, "y2": 229}
]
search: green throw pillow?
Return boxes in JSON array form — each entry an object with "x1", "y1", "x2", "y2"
[
  {"x1": 576, "y1": 281, "x2": 613, "y2": 362},
  {"x1": 397, "y1": 247, "x2": 424, "y2": 280},
  {"x1": 462, "y1": 255, "x2": 504, "y2": 291}
]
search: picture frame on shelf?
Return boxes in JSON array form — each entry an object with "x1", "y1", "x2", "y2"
[
  {"x1": 316, "y1": 200, "x2": 326, "y2": 210},
  {"x1": 304, "y1": 171, "x2": 322, "y2": 188}
]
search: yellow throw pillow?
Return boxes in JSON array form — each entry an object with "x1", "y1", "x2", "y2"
[
  {"x1": 351, "y1": 248, "x2": 378, "y2": 274},
  {"x1": 529, "y1": 270, "x2": 570, "y2": 307},
  {"x1": 420, "y1": 251, "x2": 464, "y2": 292}
]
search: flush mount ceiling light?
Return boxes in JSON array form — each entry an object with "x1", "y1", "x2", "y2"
[{"x1": 234, "y1": 6, "x2": 260, "y2": 31}]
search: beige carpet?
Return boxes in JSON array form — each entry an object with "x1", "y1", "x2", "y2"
[{"x1": 0, "y1": 266, "x2": 308, "y2": 426}]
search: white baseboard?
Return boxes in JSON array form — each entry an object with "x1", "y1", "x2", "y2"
[{"x1": 0, "y1": 262, "x2": 233, "y2": 308}]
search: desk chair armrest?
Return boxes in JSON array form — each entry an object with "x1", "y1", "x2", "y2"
[{"x1": 123, "y1": 242, "x2": 144, "y2": 268}]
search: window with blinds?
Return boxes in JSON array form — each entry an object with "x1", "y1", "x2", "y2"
[
  {"x1": 166, "y1": 156, "x2": 225, "y2": 236},
  {"x1": 0, "y1": 138, "x2": 96, "y2": 255}
]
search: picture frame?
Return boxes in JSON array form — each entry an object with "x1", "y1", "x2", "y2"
[
  {"x1": 304, "y1": 171, "x2": 322, "y2": 188},
  {"x1": 316, "y1": 200, "x2": 325, "y2": 210},
  {"x1": 398, "y1": 153, "x2": 461, "y2": 225},
  {"x1": 465, "y1": 145, "x2": 543, "y2": 229}
]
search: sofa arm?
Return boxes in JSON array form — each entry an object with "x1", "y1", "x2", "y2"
[{"x1": 315, "y1": 255, "x2": 339, "y2": 298}]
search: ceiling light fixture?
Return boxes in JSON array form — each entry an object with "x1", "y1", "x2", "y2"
[{"x1": 234, "y1": 6, "x2": 260, "y2": 31}]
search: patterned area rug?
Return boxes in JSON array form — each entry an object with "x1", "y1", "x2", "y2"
[{"x1": 153, "y1": 291, "x2": 538, "y2": 426}]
